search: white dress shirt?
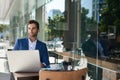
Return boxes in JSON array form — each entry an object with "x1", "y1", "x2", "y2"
[{"x1": 28, "y1": 39, "x2": 37, "y2": 50}]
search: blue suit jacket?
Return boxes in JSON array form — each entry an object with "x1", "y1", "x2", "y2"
[{"x1": 13, "y1": 38, "x2": 50, "y2": 67}]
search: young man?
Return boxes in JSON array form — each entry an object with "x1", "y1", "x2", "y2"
[{"x1": 13, "y1": 20, "x2": 50, "y2": 68}]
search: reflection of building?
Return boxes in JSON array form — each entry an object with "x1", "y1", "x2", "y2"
[
  {"x1": 48, "y1": 9, "x2": 64, "y2": 19},
  {"x1": 63, "y1": 0, "x2": 79, "y2": 51},
  {"x1": 92, "y1": 0, "x2": 107, "y2": 22}
]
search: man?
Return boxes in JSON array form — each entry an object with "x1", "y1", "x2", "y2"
[
  {"x1": 81, "y1": 33, "x2": 97, "y2": 58},
  {"x1": 13, "y1": 20, "x2": 50, "y2": 68},
  {"x1": 82, "y1": 32, "x2": 106, "y2": 58},
  {"x1": 81, "y1": 32, "x2": 104, "y2": 80}
]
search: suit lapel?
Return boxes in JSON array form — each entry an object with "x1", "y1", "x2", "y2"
[
  {"x1": 35, "y1": 40, "x2": 39, "y2": 49},
  {"x1": 25, "y1": 38, "x2": 29, "y2": 50}
]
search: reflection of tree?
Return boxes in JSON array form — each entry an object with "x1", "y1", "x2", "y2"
[
  {"x1": 81, "y1": 7, "x2": 88, "y2": 42},
  {"x1": 101, "y1": 0, "x2": 120, "y2": 35},
  {"x1": 47, "y1": 14, "x2": 64, "y2": 40},
  {"x1": 0, "y1": 24, "x2": 9, "y2": 32},
  {"x1": 81, "y1": 7, "x2": 97, "y2": 42},
  {"x1": 0, "y1": 24, "x2": 9, "y2": 39}
]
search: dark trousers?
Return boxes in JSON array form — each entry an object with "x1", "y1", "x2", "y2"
[{"x1": 87, "y1": 63, "x2": 103, "y2": 80}]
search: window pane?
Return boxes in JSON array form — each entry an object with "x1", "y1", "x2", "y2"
[{"x1": 0, "y1": 42, "x2": 8, "y2": 72}]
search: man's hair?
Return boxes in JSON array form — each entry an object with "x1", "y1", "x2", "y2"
[{"x1": 27, "y1": 20, "x2": 39, "y2": 29}]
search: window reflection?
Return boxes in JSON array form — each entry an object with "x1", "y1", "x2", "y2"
[
  {"x1": 0, "y1": 0, "x2": 119, "y2": 79},
  {"x1": 0, "y1": 42, "x2": 8, "y2": 72},
  {"x1": 45, "y1": 0, "x2": 65, "y2": 52}
]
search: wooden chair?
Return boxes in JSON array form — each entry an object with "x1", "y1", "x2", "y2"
[{"x1": 39, "y1": 68, "x2": 88, "y2": 80}]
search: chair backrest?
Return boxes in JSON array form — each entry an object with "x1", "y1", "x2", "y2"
[{"x1": 39, "y1": 68, "x2": 88, "y2": 80}]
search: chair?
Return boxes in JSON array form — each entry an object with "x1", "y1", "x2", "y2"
[{"x1": 39, "y1": 68, "x2": 88, "y2": 80}]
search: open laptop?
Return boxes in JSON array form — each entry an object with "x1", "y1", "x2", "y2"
[{"x1": 6, "y1": 50, "x2": 41, "y2": 72}]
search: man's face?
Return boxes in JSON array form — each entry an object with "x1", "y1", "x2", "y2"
[{"x1": 28, "y1": 23, "x2": 39, "y2": 37}]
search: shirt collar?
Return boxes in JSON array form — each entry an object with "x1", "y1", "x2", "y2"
[{"x1": 28, "y1": 38, "x2": 37, "y2": 43}]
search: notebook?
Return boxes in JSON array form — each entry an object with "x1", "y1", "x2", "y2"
[{"x1": 7, "y1": 50, "x2": 41, "y2": 72}]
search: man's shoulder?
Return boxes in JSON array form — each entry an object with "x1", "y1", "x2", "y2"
[
  {"x1": 16, "y1": 38, "x2": 28, "y2": 42},
  {"x1": 37, "y1": 40, "x2": 46, "y2": 45},
  {"x1": 17, "y1": 38, "x2": 27, "y2": 41}
]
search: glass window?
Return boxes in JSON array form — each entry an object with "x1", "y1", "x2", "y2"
[
  {"x1": 44, "y1": 0, "x2": 65, "y2": 52},
  {"x1": 0, "y1": 42, "x2": 8, "y2": 72},
  {"x1": 0, "y1": 0, "x2": 120, "y2": 79}
]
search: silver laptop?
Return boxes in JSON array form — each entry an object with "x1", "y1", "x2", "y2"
[{"x1": 7, "y1": 50, "x2": 41, "y2": 72}]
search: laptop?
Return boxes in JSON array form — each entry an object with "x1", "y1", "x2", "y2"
[{"x1": 6, "y1": 50, "x2": 41, "y2": 72}]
